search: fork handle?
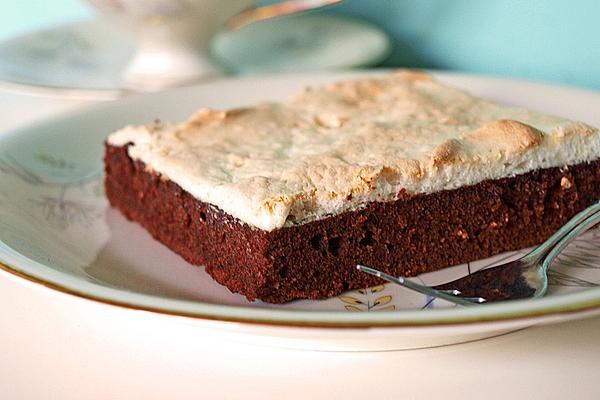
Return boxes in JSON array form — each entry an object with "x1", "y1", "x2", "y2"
[
  {"x1": 542, "y1": 208, "x2": 600, "y2": 270},
  {"x1": 524, "y1": 200, "x2": 600, "y2": 263}
]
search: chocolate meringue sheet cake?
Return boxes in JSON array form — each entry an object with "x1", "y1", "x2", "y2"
[{"x1": 104, "y1": 71, "x2": 600, "y2": 303}]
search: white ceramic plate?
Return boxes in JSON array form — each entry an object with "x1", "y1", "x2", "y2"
[{"x1": 2, "y1": 71, "x2": 600, "y2": 351}]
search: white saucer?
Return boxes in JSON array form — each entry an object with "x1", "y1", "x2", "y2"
[
  {"x1": 0, "y1": 20, "x2": 131, "y2": 100},
  {"x1": 212, "y1": 13, "x2": 391, "y2": 74},
  {"x1": 0, "y1": 15, "x2": 391, "y2": 100}
]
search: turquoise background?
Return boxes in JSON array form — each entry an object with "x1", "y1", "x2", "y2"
[{"x1": 2, "y1": 0, "x2": 599, "y2": 90}]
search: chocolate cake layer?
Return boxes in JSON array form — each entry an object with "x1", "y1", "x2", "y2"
[{"x1": 105, "y1": 144, "x2": 600, "y2": 303}]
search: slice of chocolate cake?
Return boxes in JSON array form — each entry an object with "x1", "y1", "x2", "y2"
[{"x1": 104, "y1": 70, "x2": 600, "y2": 303}]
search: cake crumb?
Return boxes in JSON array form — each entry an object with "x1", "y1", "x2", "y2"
[{"x1": 454, "y1": 229, "x2": 469, "y2": 240}]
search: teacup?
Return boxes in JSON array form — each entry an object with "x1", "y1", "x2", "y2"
[{"x1": 85, "y1": 0, "x2": 341, "y2": 91}]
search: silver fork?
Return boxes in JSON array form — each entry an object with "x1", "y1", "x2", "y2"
[{"x1": 357, "y1": 201, "x2": 600, "y2": 306}]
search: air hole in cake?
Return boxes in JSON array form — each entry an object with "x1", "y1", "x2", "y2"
[
  {"x1": 386, "y1": 243, "x2": 395, "y2": 253},
  {"x1": 328, "y1": 237, "x2": 342, "y2": 256},
  {"x1": 342, "y1": 282, "x2": 349, "y2": 291},
  {"x1": 199, "y1": 211, "x2": 206, "y2": 222},
  {"x1": 359, "y1": 231, "x2": 375, "y2": 247},
  {"x1": 278, "y1": 266, "x2": 289, "y2": 278},
  {"x1": 310, "y1": 234, "x2": 324, "y2": 250}
]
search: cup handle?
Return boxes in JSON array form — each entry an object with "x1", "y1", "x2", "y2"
[{"x1": 225, "y1": 0, "x2": 343, "y2": 31}]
